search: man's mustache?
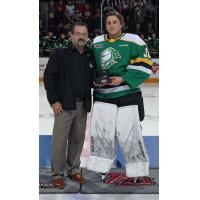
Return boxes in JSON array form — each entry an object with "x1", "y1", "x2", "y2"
[{"x1": 78, "y1": 39, "x2": 85, "y2": 42}]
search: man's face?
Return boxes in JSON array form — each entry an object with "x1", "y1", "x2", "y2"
[
  {"x1": 152, "y1": 33, "x2": 156, "y2": 39},
  {"x1": 61, "y1": 33, "x2": 65, "y2": 39},
  {"x1": 106, "y1": 16, "x2": 123, "y2": 36},
  {"x1": 140, "y1": 34, "x2": 145, "y2": 39},
  {"x1": 48, "y1": 32, "x2": 53, "y2": 37},
  {"x1": 70, "y1": 26, "x2": 88, "y2": 47}
]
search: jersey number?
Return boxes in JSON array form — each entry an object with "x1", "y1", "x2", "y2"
[{"x1": 144, "y1": 47, "x2": 151, "y2": 58}]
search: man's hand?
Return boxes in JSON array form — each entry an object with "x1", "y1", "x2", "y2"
[
  {"x1": 109, "y1": 76, "x2": 124, "y2": 86},
  {"x1": 51, "y1": 102, "x2": 63, "y2": 116}
]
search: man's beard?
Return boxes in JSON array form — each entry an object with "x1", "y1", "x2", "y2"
[{"x1": 77, "y1": 39, "x2": 86, "y2": 47}]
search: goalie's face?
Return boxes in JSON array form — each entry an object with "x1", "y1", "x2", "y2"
[{"x1": 106, "y1": 16, "x2": 123, "y2": 38}]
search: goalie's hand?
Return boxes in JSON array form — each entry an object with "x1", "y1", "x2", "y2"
[{"x1": 109, "y1": 76, "x2": 124, "y2": 86}]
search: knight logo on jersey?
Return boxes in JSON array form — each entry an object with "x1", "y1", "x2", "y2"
[{"x1": 100, "y1": 47, "x2": 121, "y2": 69}]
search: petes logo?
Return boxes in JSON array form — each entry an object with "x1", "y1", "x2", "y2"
[{"x1": 100, "y1": 47, "x2": 121, "y2": 69}]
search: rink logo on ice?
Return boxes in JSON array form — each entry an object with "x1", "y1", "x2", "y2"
[{"x1": 104, "y1": 172, "x2": 156, "y2": 186}]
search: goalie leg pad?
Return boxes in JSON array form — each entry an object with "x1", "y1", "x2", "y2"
[
  {"x1": 87, "y1": 155, "x2": 115, "y2": 173},
  {"x1": 116, "y1": 105, "x2": 149, "y2": 177},
  {"x1": 87, "y1": 101, "x2": 117, "y2": 173}
]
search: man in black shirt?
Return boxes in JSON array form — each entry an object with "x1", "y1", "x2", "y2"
[{"x1": 43, "y1": 21, "x2": 93, "y2": 189}]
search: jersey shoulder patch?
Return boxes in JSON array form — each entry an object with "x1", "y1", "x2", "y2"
[
  {"x1": 121, "y1": 33, "x2": 145, "y2": 46},
  {"x1": 92, "y1": 35, "x2": 105, "y2": 44}
]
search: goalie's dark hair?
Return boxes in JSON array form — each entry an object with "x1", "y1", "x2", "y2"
[{"x1": 104, "y1": 11, "x2": 125, "y2": 31}]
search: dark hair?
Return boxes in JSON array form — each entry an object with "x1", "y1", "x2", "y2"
[
  {"x1": 71, "y1": 21, "x2": 88, "y2": 33},
  {"x1": 104, "y1": 11, "x2": 125, "y2": 31}
]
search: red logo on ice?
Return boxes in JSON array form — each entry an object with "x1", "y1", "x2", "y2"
[{"x1": 103, "y1": 172, "x2": 156, "y2": 186}]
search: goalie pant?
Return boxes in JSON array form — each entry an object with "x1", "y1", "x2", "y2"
[{"x1": 87, "y1": 101, "x2": 149, "y2": 177}]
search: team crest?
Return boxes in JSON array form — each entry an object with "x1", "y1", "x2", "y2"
[{"x1": 100, "y1": 47, "x2": 121, "y2": 69}]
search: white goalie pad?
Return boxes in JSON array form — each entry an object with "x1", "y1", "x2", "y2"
[
  {"x1": 87, "y1": 101, "x2": 117, "y2": 173},
  {"x1": 116, "y1": 105, "x2": 149, "y2": 177},
  {"x1": 87, "y1": 155, "x2": 114, "y2": 173}
]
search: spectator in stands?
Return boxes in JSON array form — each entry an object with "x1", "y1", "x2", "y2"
[
  {"x1": 42, "y1": 31, "x2": 57, "y2": 56},
  {"x1": 63, "y1": 19, "x2": 72, "y2": 34},
  {"x1": 76, "y1": 1, "x2": 86, "y2": 14},
  {"x1": 49, "y1": 0, "x2": 55, "y2": 7},
  {"x1": 74, "y1": 10, "x2": 84, "y2": 22},
  {"x1": 139, "y1": 32, "x2": 149, "y2": 46},
  {"x1": 83, "y1": 4, "x2": 93, "y2": 20},
  {"x1": 147, "y1": 22, "x2": 154, "y2": 36},
  {"x1": 67, "y1": 31, "x2": 72, "y2": 41},
  {"x1": 134, "y1": 0, "x2": 145, "y2": 30},
  {"x1": 77, "y1": 0, "x2": 85, "y2": 3},
  {"x1": 121, "y1": 0, "x2": 129, "y2": 22},
  {"x1": 39, "y1": 0, "x2": 159, "y2": 55},
  {"x1": 39, "y1": 29, "x2": 45, "y2": 56},
  {"x1": 55, "y1": 33, "x2": 69, "y2": 48},
  {"x1": 55, "y1": 4, "x2": 66, "y2": 24},
  {"x1": 57, "y1": 0, "x2": 66, "y2": 13},
  {"x1": 125, "y1": 2, "x2": 135, "y2": 32},
  {"x1": 43, "y1": 21, "x2": 94, "y2": 189},
  {"x1": 83, "y1": 4, "x2": 94, "y2": 31},
  {"x1": 56, "y1": 22, "x2": 65, "y2": 37},
  {"x1": 145, "y1": 0, "x2": 155, "y2": 19},
  {"x1": 104, "y1": 2, "x2": 114, "y2": 15},
  {"x1": 146, "y1": 31, "x2": 159, "y2": 58},
  {"x1": 39, "y1": 18, "x2": 44, "y2": 32},
  {"x1": 92, "y1": 10, "x2": 101, "y2": 34},
  {"x1": 139, "y1": 32, "x2": 145, "y2": 40},
  {"x1": 66, "y1": 0, "x2": 75, "y2": 17},
  {"x1": 48, "y1": 0, "x2": 56, "y2": 29},
  {"x1": 122, "y1": 0, "x2": 129, "y2": 10},
  {"x1": 134, "y1": 23, "x2": 142, "y2": 35},
  {"x1": 144, "y1": 0, "x2": 155, "y2": 34}
]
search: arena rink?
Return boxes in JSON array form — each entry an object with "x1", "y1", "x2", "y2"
[{"x1": 39, "y1": 82, "x2": 159, "y2": 200}]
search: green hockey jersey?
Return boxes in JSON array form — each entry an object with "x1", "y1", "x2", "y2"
[
  {"x1": 55, "y1": 39, "x2": 69, "y2": 48},
  {"x1": 92, "y1": 33, "x2": 153, "y2": 99}
]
